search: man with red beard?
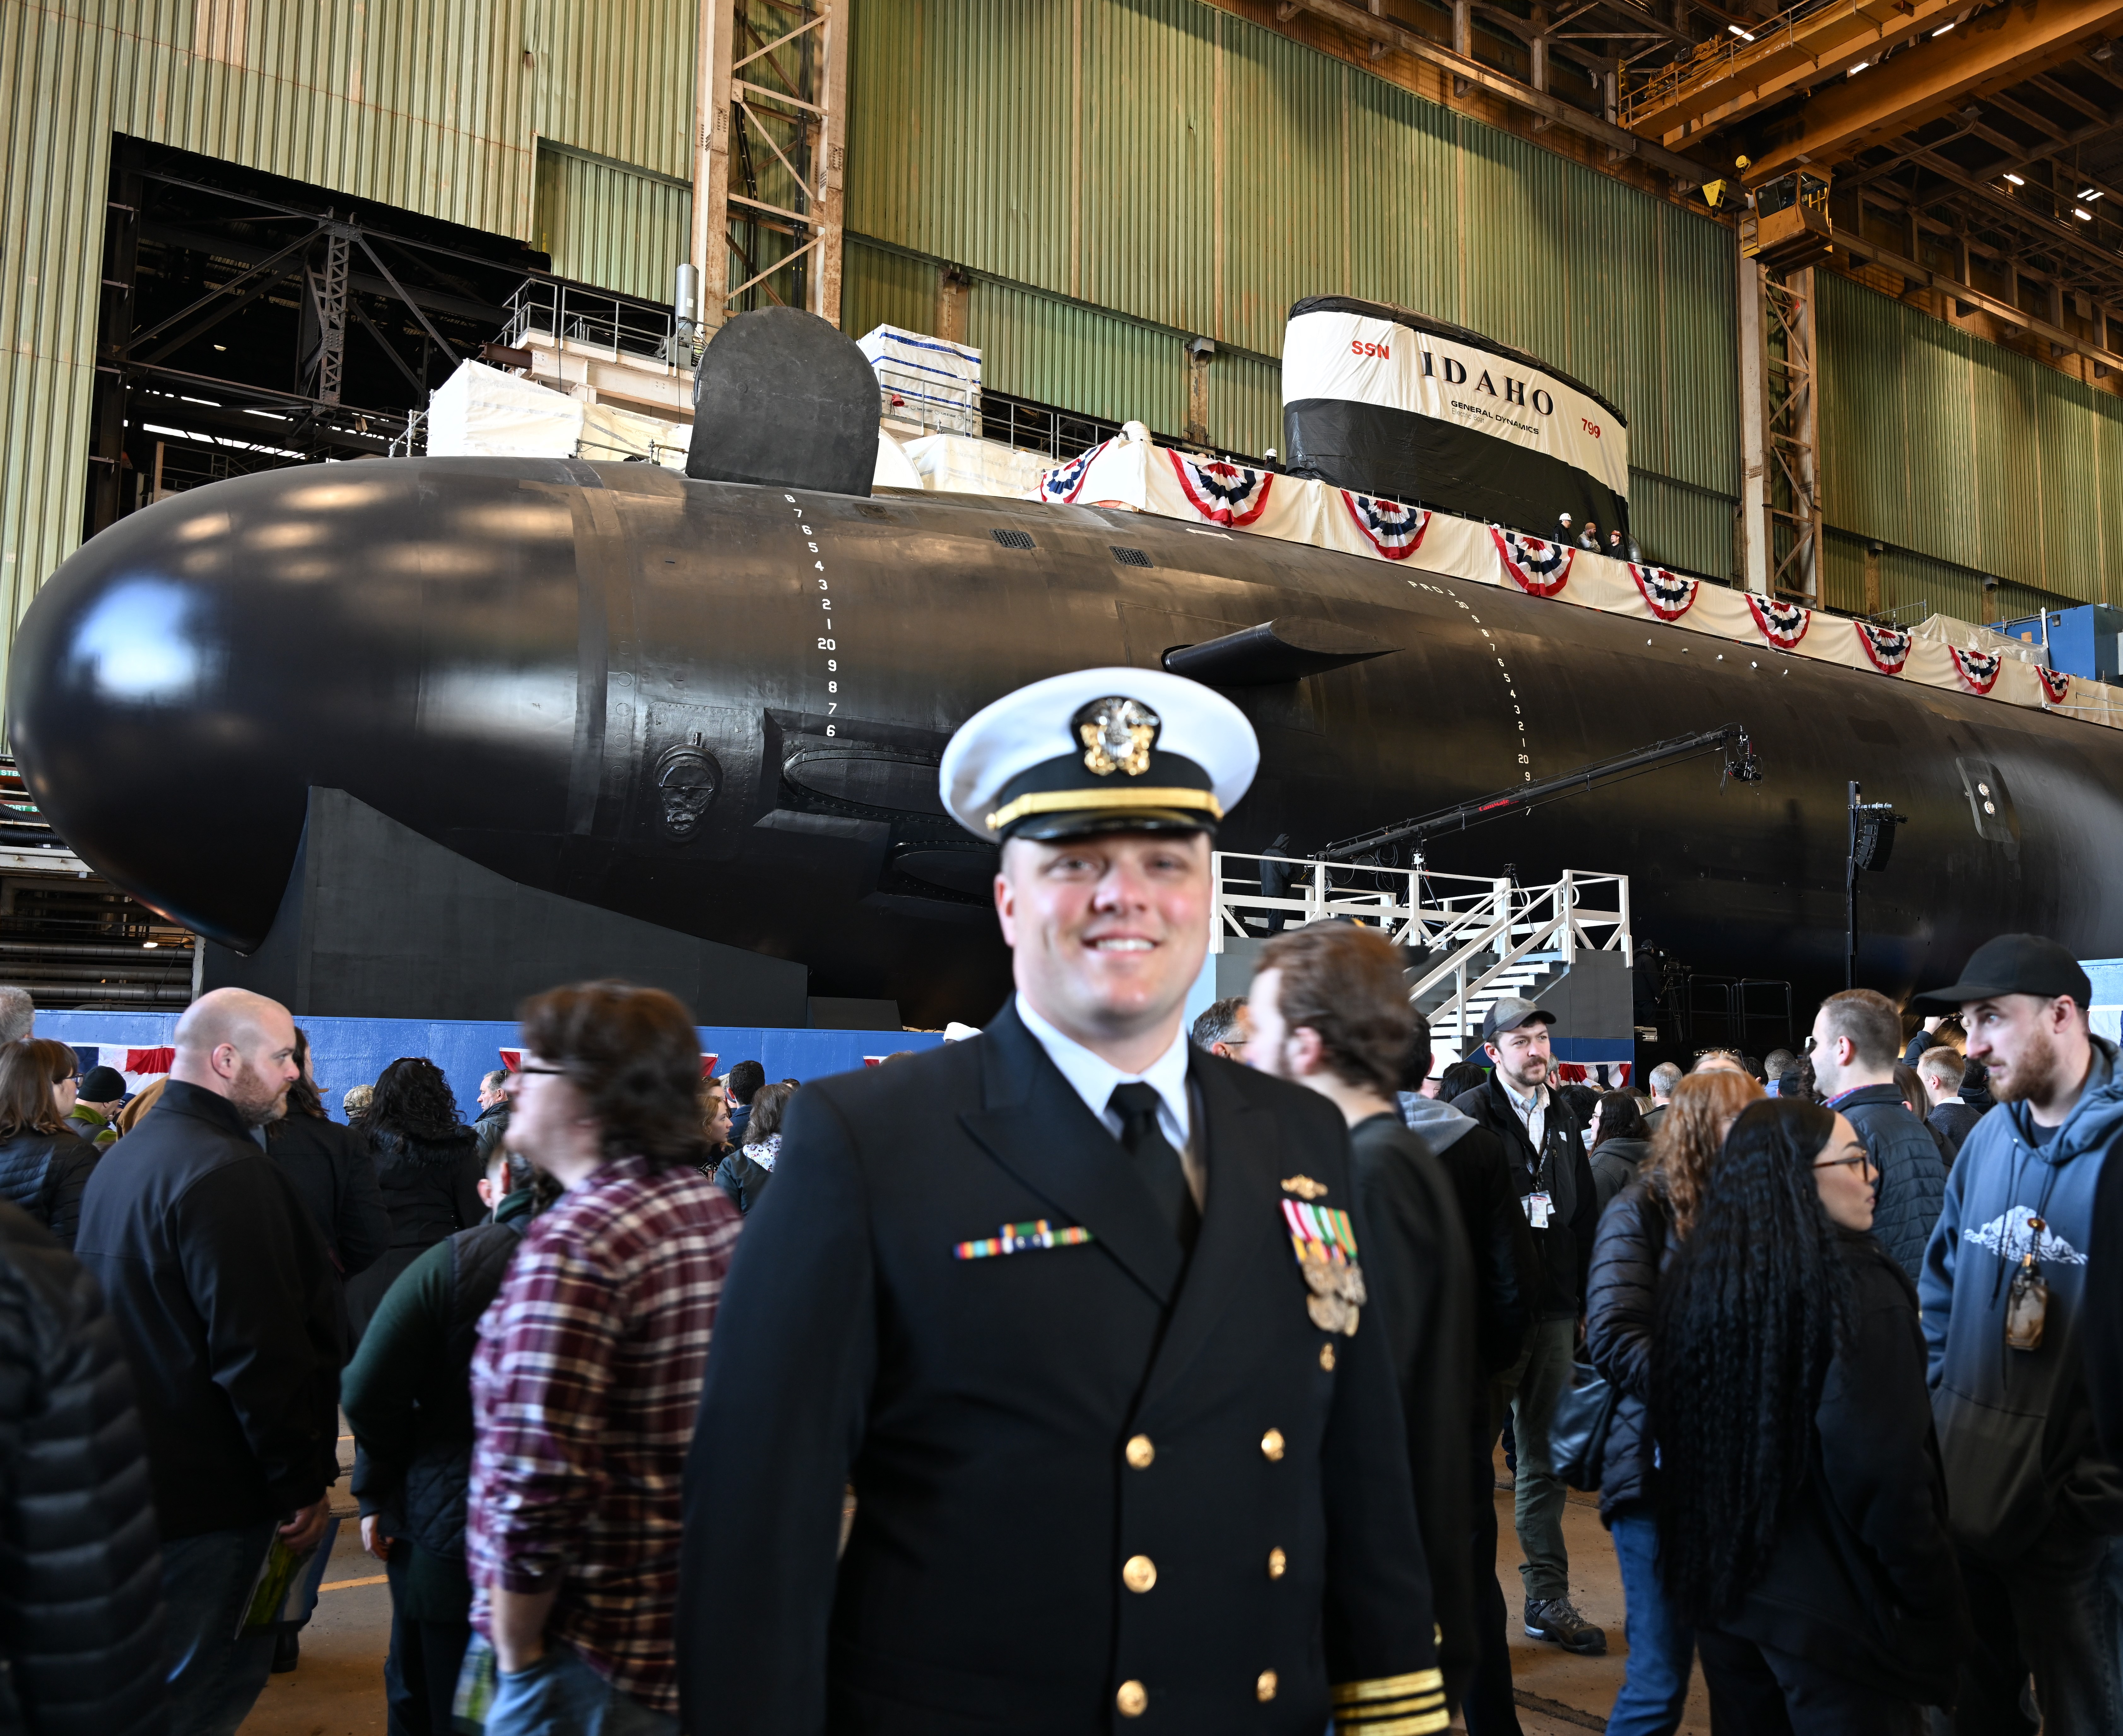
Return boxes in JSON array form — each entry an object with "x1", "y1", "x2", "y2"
[
  {"x1": 1918, "y1": 935, "x2": 2123, "y2": 1734},
  {"x1": 76, "y1": 987, "x2": 342, "y2": 1736}
]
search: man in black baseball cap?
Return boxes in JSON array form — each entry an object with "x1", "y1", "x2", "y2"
[
  {"x1": 67, "y1": 1063, "x2": 129, "y2": 1148},
  {"x1": 1915, "y1": 933, "x2": 2123, "y2": 1730},
  {"x1": 1449, "y1": 996, "x2": 1605, "y2": 1658}
]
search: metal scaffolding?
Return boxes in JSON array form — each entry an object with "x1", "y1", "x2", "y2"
[
  {"x1": 1762, "y1": 267, "x2": 1823, "y2": 601},
  {"x1": 688, "y1": 0, "x2": 850, "y2": 337}
]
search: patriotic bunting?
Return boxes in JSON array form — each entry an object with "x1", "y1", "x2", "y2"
[
  {"x1": 1748, "y1": 594, "x2": 1811, "y2": 650},
  {"x1": 1340, "y1": 491, "x2": 1431, "y2": 560},
  {"x1": 1166, "y1": 449, "x2": 1273, "y2": 527},
  {"x1": 2037, "y1": 666, "x2": 2073, "y2": 705},
  {"x1": 1949, "y1": 647, "x2": 2002, "y2": 695},
  {"x1": 1554, "y1": 1061, "x2": 1634, "y2": 1089},
  {"x1": 1854, "y1": 621, "x2": 1912, "y2": 675},
  {"x1": 1628, "y1": 565, "x2": 1697, "y2": 622},
  {"x1": 1490, "y1": 527, "x2": 1573, "y2": 596},
  {"x1": 1033, "y1": 439, "x2": 1114, "y2": 505}
]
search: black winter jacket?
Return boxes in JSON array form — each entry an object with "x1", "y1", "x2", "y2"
[
  {"x1": 344, "y1": 1124, "x2": 484, "y2": 1341},
  {"x1": 1582, "y1": 1175, "x2": 1673, "y2": 1521},
  {"x1": 0, "y1": 1129, "x2": 97, "y2": 1249},
  {"x1": 1718, "y1": 1232, "x2": 1967, "y2": 1705},
  {"x1": 1928, "y1": 1100, "x2": 1981, "y2": 1165},
  {"x1": 1401, "y1": 1101, "x2": 1536, "y2": 1376},
  {"x1": 1349, "y1": 1112, "x2": 1478, "y2": 1704},
  {"x1": 73, "y1": 1080, "x2": 342, "y2": 1540},
  {"x1": 1451, "y1": 1076, "x2": 1597, "y2": 1319},
  {"x1": 0, "y1": 1203, "x2": 165, "y2": 1736},
  {"x1": 1590, "y1": 1135, "x2": 1652, "y2": 1219},
  {"x1": 1836, "y1": 1084, "x2": 1947, "y2": 1282},
  {"x1": 266, "y1": 1111, "x2": 390, "y2": 1276}
]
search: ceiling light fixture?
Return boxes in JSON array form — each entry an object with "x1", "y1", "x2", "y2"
[
  {"x1": 1848, "y1": 60, "x2": 1869, "y2": 73},
  {"x1": 1932, "y1": 18, "x2": 1956, "y2": 32},
  {"x1": 2076, "y1": 206, "x2": 2096, "y2": 220},
  {"x1": 2005, "y1": 173, "x2": 2026, "y2": 186},
  {"x1": 1728, "y1": 23, "x2": 1754, "y2": 39},
  {"x1": 2082, "y1": 188, "x2": 2104, "y2": 201}
]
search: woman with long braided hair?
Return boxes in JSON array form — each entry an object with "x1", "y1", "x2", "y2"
[{"x1": 1652, "y1": 1098, "x2": 1965, "y2": 1732}]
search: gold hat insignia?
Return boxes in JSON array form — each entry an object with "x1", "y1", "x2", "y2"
[{"x1": 1075, "y1": 696, "x2": 1159, "y2": 777}]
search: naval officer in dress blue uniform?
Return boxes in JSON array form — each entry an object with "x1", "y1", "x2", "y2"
[{"x1": 678, "y1": 667, "x2": 1445, "y2": 1736}]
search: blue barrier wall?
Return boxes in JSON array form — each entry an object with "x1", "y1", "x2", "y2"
[{"x1": 38, "y1": 1012, "x2": 946, "y2": 1124}]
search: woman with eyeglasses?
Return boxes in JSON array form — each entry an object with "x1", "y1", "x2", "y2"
[
  {"x1": 0, "y1": 1038, "x2": 99, "y2": 1247},
  {"x1": 1652, "y1": 1099, "x2": 1966, "y2": 1732},
  {"x1": 1585, "y1": 1068, "x2": 1761, "y2": 1736}
]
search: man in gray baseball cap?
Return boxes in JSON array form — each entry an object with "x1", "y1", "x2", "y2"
[{"x1": 1448, "y1": 995, "x2": 1605, "y2": 1656}]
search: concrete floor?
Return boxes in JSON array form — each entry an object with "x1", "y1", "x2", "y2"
[{"x1": 239, "y1": 1444, "x2": 1703, "y2": 1736}]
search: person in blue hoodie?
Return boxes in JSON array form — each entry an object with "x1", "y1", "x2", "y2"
[{"x1": 1917, "y1": 933, "x2": 2123, "y2": 1735}]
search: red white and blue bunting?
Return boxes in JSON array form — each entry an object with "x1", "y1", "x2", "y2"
[
  {"x1": 1490, "y1": 527, "x2": 1573, "y2": 596},
  {"x1": 1855, "y1": 621, "x2": 1912, "y2": 675},
  {"x1": 1033, "y1": 439, "x2": 1114, "y2": 505},
  {"x1": 1747, "y1": 594, "x2": 1811, "y2": 650},
  {"x1": 1628, "y1": 564, "x2": 1697, "y2": 622},
  {"x1": 1340, "y1": 492, "x2": 1431, "y2": 560},
  {"x1": 1166, "y1": 449, "x2": 1274, "y2": 527},
  {"x1": 2037, "y1": 666, "x2": 2073, "y2": 705},
  {"x1": 1554, "y1": 1061, "x2": 1634, "y2": 1089},
  {"x1": 1949, "y1": 647, "x2": 2002, "y2": 695}
]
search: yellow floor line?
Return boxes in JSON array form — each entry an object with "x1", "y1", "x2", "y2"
[{"x1": 318, "y1": 1575, "x2": 388, "y2": 1592}]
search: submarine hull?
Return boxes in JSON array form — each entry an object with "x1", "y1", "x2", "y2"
[{"x1": 12, "y1": 456, "x2": 2122, "y2": 1027}]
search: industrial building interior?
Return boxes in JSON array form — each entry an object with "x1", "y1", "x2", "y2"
[{"x1": 9, "y1": 1, "x2": 2123, "y2": 1733}]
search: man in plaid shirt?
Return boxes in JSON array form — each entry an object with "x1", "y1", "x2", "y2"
[{"x1": 468, "y1": 982, "x2": 742, "y2": 1735}]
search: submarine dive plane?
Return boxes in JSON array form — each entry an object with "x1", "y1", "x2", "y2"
[{"x1": 11, "y1": 308, "x2": 2123, "y2": 1028}]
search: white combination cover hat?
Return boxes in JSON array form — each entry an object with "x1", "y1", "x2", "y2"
[{"x1": 938, "y1": 666, "x2": 1260, "y2": 843}]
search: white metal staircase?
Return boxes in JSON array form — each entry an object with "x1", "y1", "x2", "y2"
[{"x1": 1210, "y1": 853, "x2": 1631, "y2": 1059}]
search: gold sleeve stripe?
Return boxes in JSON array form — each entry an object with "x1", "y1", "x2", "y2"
[
  {"x1": 1337, "y1": 1692, "x2": 1447, "y2": 1719},
  {"x1": 1331, "y1": 1668, "x2": 1445, "y2": 1705},
  {"x1": 1334, "y1": 1714, "x2": 1450, "y2": 1735}
]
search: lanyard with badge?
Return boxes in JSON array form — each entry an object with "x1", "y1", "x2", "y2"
[{"x1": 1520, "y1": 1110, "x2": 1555, "y2": 1230}]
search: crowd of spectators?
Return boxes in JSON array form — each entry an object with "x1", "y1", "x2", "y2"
[{"x1": 1, "y1": 919, "x2": 2119, "y2": 1735}]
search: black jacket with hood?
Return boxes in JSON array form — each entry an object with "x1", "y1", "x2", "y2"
[
  {"x1": 1450, "y1": 1075, "x2": 1596, "y2": 1320},
  {"x1": 0, "y1": 1202, "x2": 166, "y2": 1736},
  {"x1": 344, "y1": 1123, "x2": 484, "y2": 1341}
]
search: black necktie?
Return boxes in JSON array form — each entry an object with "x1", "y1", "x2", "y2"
[{"x1": 1109, "y1": 1082, "x2": 1199, "y2": 1252}]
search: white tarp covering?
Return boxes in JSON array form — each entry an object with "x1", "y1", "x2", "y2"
[
  {"x1": 1283, "y1": 306, "x2": 1628, "y2": 499},
  {"x1": 874, "y1": 430, "x2": 925, "y2": 490},
  {"x1": 1020, "y1": 438, "x2": 2123, "y2": 735},
  {"x1": 858, "y1": 325, "x2": 981, "y2": 421},
  {"x1": 899, "y1": 433, "x2": 1056, "y2": 496},
  {"x1": 427, "y1": 361, "x2": 582, "y2": 458}
]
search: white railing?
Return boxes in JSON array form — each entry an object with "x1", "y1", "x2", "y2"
[{"x1": 1210, "y1": 852, "x2": 1632, "y2": 1051}]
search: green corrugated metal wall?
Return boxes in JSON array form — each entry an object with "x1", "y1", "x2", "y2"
[
  {"x1": 0, "y1": 0, "x2": 699, "y2": 671},
  {"x1": 533, "y1": 143, "x2": 690, "y2": 302},
  {"x1": 844, "y1": 0, "x2": 1740, "y2": 575},
  {"x1": 1818, "y1": 270, "x2": 2123, "y2": 608}
]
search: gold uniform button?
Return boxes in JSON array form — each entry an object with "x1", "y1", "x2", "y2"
[
  {"x1": 1256, "y1": 1670, "x2": 1279, "y2": 1702},
  {"x1": 1117, "y1": 1680, "x2": 1148, "y2": 1717},
  {"x1": 1260, "y1": 1428, "x2": 1285, "y2": 1462},
  {"x1": 1267, "y1": 1546, "x2": 1287, "y2": 1579},
  {"x1": 1126, "y1": 1434, "x2": 1156, "y2": 1469},
  {"x1": 1319, "y1": 1342, "x2": 1337, "y2": 1371},
  {"x1": 1122, "y1": 1554, "x2": 1157, "y2": 1593}
]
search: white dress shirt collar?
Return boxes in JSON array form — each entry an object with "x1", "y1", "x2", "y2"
[{"x1": 1015, "y1": 993, "x2": 1192, "y2": 1151}]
